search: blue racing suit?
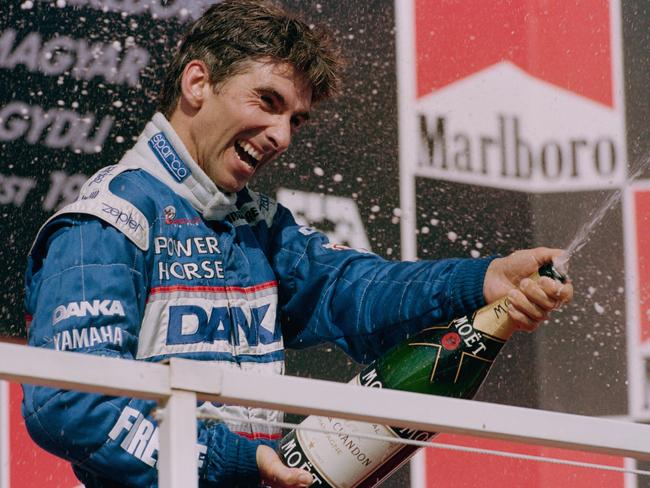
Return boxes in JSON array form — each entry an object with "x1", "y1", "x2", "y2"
[{"x1": 22, "y1": 113, "x2": 493, "y2": 487}]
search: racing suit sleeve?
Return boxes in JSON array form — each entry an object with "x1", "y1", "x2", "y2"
[
  {"x1": 269, "y1": 204, "x2": 495, "y2": 363},
  {"x1": 22, "y1": 215, "x2": 264, "y2": 487}
]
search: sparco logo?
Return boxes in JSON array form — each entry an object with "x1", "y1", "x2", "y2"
[
  {"x1": 148, "y1": 132, "x2": 189, "y2": 182},
  {"x1": 53, "y1": 299, "x2": 125, "y2": 325}
]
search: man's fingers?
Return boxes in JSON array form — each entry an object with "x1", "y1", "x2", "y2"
[
  {"x1": 264, "y1": 468, "x2": 313, "y2": 488},
  {"x1": 277, "y1": 467, "x2": 313, "y2": 487},
  {"x1": 537, "y1": 276, "x2": 573, "y2": 307},
  {"x1": 507, "y1": 302, "x2": 549, "y2": 332},
  {"x1": 291, "y1": 470, "x2": 314, "y2": 487},
  {"x1": 507, "y1": 288, "x2": 547, "y2": 323},
  {"x1": 528, "y1": 247, "x2": 566, "y2": 267},
  {"x1": 507, "y1": 303, "x2": 537, "y2": 331},
  {"x1": 258, "y1": 445, "x2": 314, "y2": 488},
  {"x1": 519, "y1": 278, "x2": 557, "y2": 310},
  {"x1": 520, "y1": 275, "x2": 573, "y2": 309},
  {"x1": 556, "y1": 281, "x2": 573, "y2": 304}
]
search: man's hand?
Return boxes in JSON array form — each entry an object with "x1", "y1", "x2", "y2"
[
  {"x1": 257, "y1": 445, "x2": 314, "y2": 488},
  {"x1": 483, "y1": 247, "x2": 573, "y2": 332}
]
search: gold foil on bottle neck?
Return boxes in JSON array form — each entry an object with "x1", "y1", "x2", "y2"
[{"x1": 471, "y1": 296, "x2": 515, "y2": 340}]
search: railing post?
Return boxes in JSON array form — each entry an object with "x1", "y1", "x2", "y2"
[{"x1": 157, "y1": 389, "x2": 198, "y2": 488}]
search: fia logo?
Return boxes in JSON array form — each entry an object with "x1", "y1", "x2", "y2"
[{"x1": 277, "y1": 188, "x2": 371, "y2": 251}]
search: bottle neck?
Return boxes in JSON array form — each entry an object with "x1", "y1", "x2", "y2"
[
  {"x1": 472, "y1": 268, "x2": 555, "y2": 340},
  {"x1": 472, "y1": 295, "x2": 515, "y2": 340}
]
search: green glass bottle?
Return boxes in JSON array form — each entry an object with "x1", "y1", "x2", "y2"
[{"x1": 277, "y1": 263, "x2": 566, "y2": 488}]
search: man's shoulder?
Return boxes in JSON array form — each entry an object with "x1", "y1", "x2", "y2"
[
  {"x1": 34, "y1": 165, "x2": 169, "y2": 252},
  {"x1": 97, "y1": 164, "x2": 176, "y2": 203}
]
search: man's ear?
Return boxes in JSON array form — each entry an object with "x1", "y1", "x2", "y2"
[{"x1": 180, "y1": 60, "x2": 210, "y2": 109}]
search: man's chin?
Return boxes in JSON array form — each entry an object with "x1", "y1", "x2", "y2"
[
  {"x1": 216, "y1": 180, "x2": 247, "y2": 194},
  {"x1": 211, "y1": 170, "x2": 252, "y2": 194}
]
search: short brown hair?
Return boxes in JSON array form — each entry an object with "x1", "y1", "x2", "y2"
[{"x1": 157, "y1": 0, "x2": 343, "y2": 116}]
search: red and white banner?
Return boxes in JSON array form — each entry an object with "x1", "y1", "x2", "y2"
[
  {"x1": 401, "y1": 0, "x2": 625, "y2": 193},
  {"x1": 631, "y1": 188, "x2": 650, "y2": 346},
  {"x1": 411, "y1": 434, "x2": 626, "y2": 488},
  {"x1": 0, "y1": 380, "x2": 78, "y2": 487},
  {"x1": 625, "y1": 184, "x2": 650, "y2": 421}
]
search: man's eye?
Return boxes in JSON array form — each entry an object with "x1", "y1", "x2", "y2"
[{"x1": 261, "y1": 95, "x2": 274, "y2": 108}]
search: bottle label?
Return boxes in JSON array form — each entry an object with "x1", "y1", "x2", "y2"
[
  {"x1": 295, "y1": 414, "x2": 394, "y2": 488},
  {"x1": 292, "y1": 372, "x2": 412, "y2": 488}
]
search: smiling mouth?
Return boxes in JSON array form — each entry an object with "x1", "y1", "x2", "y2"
[{"x1": 235, "y1": 140, "x2": 262, "y2": 170}]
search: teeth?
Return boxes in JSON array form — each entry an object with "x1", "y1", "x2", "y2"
[{"x1": 239, "y1": 140, "x2": 262, "y2": 164}]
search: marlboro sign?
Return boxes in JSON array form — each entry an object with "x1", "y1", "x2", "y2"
[{"x1": 405, "y1": 0, "x2": 625, "y2": 192}]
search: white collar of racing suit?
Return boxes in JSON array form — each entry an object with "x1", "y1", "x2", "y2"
[{"x1": 118, "y1": 112, "x2": 238, "y2": 220}]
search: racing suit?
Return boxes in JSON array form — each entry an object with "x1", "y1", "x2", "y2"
[{"x1": 22, "y1": 113, "x2": 493, "y2": 487}]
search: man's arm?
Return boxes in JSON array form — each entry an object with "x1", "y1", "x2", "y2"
[
  {"x1": 269, "y1": 205, "x2": 571, "y2": 361},
  {"x1": 268, "y1": 204, "x2": 494, "y2": 362},
  {"x1": 23, "y1": 215, "x2": 266, "y2": 487}
]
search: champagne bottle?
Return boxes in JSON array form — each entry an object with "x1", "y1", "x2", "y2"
[{"x1": 277, "y1": 263, "x2": 566, "y2": 488}]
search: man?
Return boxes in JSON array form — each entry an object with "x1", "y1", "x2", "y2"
[{"x1": 22, "y1": 1, "x2": 572, "y2": 487}]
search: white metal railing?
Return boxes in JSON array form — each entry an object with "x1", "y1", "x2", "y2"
[{"x1": 2, "y1": 341, "x2": 650, "y2": 487}]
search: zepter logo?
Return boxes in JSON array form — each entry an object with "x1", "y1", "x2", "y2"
[{"x1": 411, "y1": 0, "x2": 625, "y2": 192}]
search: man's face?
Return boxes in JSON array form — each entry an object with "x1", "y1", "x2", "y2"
[{"x1": 188, "y1": 60, "x2": 312, "y2": 193}]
